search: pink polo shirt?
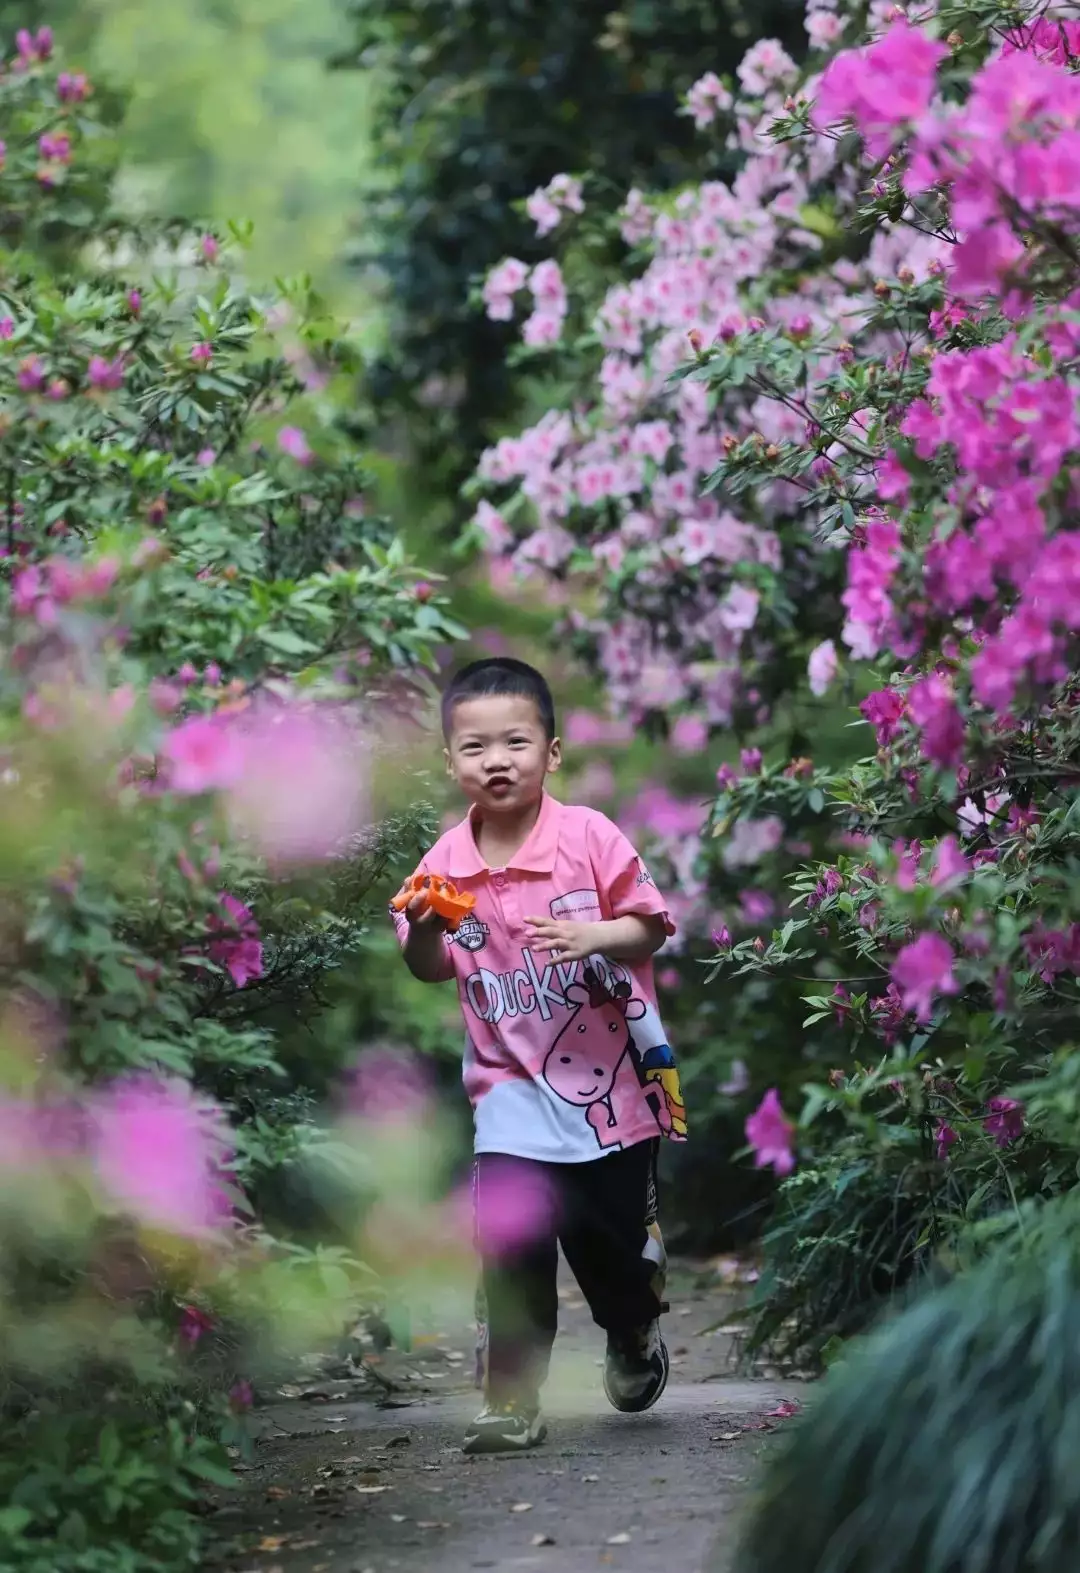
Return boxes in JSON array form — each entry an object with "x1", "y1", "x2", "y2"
[{"x1": 390, "y1": 793, "x2": 688, "y2": 1163}]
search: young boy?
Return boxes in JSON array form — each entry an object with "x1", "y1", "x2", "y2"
[{"x1": 390, "y1": 658, "x2": 687, "y2": 1454}]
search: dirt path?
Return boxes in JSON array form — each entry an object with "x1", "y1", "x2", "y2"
[{"x1": 205, "y1": 1263, "x2": 802, "y2": 1573}]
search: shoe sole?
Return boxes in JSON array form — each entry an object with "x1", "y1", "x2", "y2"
[
  {"x1": 462, "y1": 1419, "x2": 548, "y2": 1456},
  {"x1": 602, "y1": 1336, "x2": 671, "y2": 1415}
]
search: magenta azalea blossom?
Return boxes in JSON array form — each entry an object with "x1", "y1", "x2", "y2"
[
  {"x1": 207, "y1": 893, "x2": 264, "y2": 989},
  {"x1": 162, "y1": 715, "x2": 246, "y2": 795},
  {"x1": 745, "y1": 1088, "x2": 795, "y2": 1176},
  {"x1": 891, "y1": 933, "x2": 958, "y2": 1023},
  {"x1": 984, "y1": 1097, "x2": 1024, "y2": 1148},
  {"x1": 934, "y1": 1119, "x2": 958, "y2": 1161},
  {"x1": 92, "y1": 1076, "x2": 233, "y2": 1235}
]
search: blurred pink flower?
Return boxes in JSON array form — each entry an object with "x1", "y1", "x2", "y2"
[
  {"x1": 277, "y1": 425, "x2": 313, "y2": 465},
  {"x1": 57, "y1": 71, "x2": 91, "y2": 103},
  {"x1": 934, "y1": 1119, "x2": 958, "y2": 1161},
  {"x1": 199, "y1": 234, "x2": 220, "y2": 263},
  {"x1": 807, "y1": 639, "x2": 838, "y2": 697},
  {"x1": 162, "y1": 715, "x2": 246, "y2": 794},
  {"x1": 984, "y1": 1097, "x2": 1024, "y2": 1148},
  {"x1": 671, "y1": 713, "x2": 708, "y2": 755},
  {"x1": 178, "y1": 1304, "x2": 214, "y2": 1346},
  {"x1": 347, "y1": 1047, "x2": 432, "y2": 1124},
  {"x1": 92, "y1": 1076, "x2": 233, "y2": 1235},
  {"x1": 190, "y1": 342, "x2": 213, "y2": 366},
  {"x1": 229, "y1": 1379, "x2": 254, "y2": 1412},
  {"x1": 225, "y1": 707, "x2": 369, "y2": 865},
  {"x1": 87, "y1": 354, "x2": 124, "y2": 390},
  {"x1": 745, "y1": 1088, "x2": 795, "y2": 1176},
  {"x1": 473, "y1": 1159, "x2": 558, "y2": 1254}
]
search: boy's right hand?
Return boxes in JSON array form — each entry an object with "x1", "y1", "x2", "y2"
[{"x1": 397, "y1": 885, "x2": 448, "y2": 931}]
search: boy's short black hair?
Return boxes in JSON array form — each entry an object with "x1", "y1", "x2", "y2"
[{"x1": 441, "y1": 658, "x2": 557, "y2": 741}]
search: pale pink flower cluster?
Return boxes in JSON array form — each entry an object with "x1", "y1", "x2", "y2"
[
  {"x1": 526, "y1": 173, "x2": 584, "y2": 237},
  {"x1": 685, "y1": 72, "x2": 733, "y2": 130},
  {"x1": 469, "y1": 23, "x2": 867, "y2": 728}
]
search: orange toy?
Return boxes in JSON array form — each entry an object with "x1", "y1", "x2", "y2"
[{"x1": 391, "y1": 873, "x2": 477, "y2": 932}]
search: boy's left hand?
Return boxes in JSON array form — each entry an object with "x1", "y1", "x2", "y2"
[{"x1": 524, "y1": 915, "x2": 598, "y2": 964}]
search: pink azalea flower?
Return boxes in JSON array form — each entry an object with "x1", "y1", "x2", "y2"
[
  {"x1": 934, "y1": 1119, "x2": 958, "y2": 1161},
  {"x1": 57, "y1": 71, "x2": 91, "y2": 103},
  {"x1": 92, "y1": 1075, "x2": 233, "y2": 1235},
  {"x1": 17, "y1": 355, "x2": 46, "y2": 393},
  {"x1": 984, "y1": 1097, "x2": 1024, "y2": 1148},
  {"x1": 277, "y1": 425, "x2": 313, "y2": 465},
  {"x1": 190, "y1": 342, "x2": 213, "y2": 366},
  {"x1": 200, "y1": 234, "x2": 220, "y2": 264},
  {"x1": 891, "y1": 932, "x2": 958, "y2": 1023},
  {"x1": 162, "y1": 715, "x2": 246, "y2": 795},
  {"x1": 745, "y1": 1088, "x2": 796, "y2": 1176},
  {"x1": 931, "y1": 835, "x2": 969, "y2": 887},
  {"x1": 87, "y1": 354, "x2": 125, "y2": 391},
  {"x1": 807, "y1": 639, "x2": 838, "y2": 697},
  {"x1": 907, "y1": 674, "x2": 964, "y2": 769},
  {"x1": 206, "y1": 892, "x2": 264, "y2": 989},
  {"x1": 224, "y1": 707, "x2": 369, "y2": 866},
  {"x1": 178, "y1": 1304, "x2": 214, "y2": 1346}
]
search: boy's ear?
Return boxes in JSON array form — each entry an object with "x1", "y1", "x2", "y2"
[
  {"x1": 547, "y1": 736, "x2": 562, "y2": 774},
  {"x1": 443, "y1": 746, "x2": 455, "y2": 778}
]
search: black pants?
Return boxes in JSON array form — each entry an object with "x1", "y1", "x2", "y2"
[{"x1": 474, "y1": 1140, "x2": 665, "y2": 1403}]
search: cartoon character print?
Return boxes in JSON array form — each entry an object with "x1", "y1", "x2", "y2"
[
  {"x1": 639, "y1": 1044, "x2": 688, "y2": 1138},
  {"x1": 541, "y1": 965, "x2": 655, "y2": 1149}
]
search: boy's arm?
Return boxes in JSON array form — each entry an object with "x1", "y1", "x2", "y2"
[
  {"x1": 525, "y1": 817, "x2": 675, "y2": 964},
  {"x1": 390, "y1": 879, "x2": 455, "y2": 984},
  {"x1": 523, "y1": 912, "x2": 666, "y2": 965}
]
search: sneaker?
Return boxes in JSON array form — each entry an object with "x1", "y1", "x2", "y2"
[
  {"x1": 462, "y1": 1401, "x2": 547, "y2": 1455},
  {"x1": 603, "y1": 1319, "x2": 670, "y2": 1414}
]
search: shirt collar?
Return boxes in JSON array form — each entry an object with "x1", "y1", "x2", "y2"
[{"x1": 443, "y1": 792, "x2": 562, "y2": 878}]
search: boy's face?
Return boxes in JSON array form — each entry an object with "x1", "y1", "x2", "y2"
[{"x1": 444, "y1": 694, "x2": 561, "y2": 815}]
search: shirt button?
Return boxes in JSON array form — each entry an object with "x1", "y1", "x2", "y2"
[{"x1": 493, "y1": 873, "x2": 506, "y2": 888}]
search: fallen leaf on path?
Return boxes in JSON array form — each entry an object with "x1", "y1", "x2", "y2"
[
  {"x1": 711, "y1": 1432, "x2": 743, "y2": 1442},
  {"x1": 417, "y1": 1520, "x2": 450, "y2": 1529},
  {"x1": 531, "y1": 1533, "x2": 556, "y2": 1547},
  {"x1": 582, "y1": 1474, "x2": 600, "y2": 1483},
  {"x1": 510, "y1": 1502, "x2": 533, "y2": 1513},
  {"x1": 355, "y1": 1484, "x2": 392, "y2": 1495},
  {"x1": 256, "y1": 1537, "x2": 287, "y2": 1552},
  {"x1": 607, "y1": 1532, "x2": 633, "y2": 1545},
  {"x1": 390, "y1": 1514, "x2": 407, "y2": 1524},
  {"x1": 386, "y1": 1433, "x2": 412, "y2": 1447},
  {"x1": 291, "y1": 1541, "x2": 322, "y2": 1552},
  {"x1": 766, "y1": 1399, "x2": 801, "y2": 1419},
  {"x1": 264, "y1": 1486, "x2": 290, "y2": 1500}
]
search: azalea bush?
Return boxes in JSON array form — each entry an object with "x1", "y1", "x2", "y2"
[
  {"x1": 0, "y1": 35, "x2": 469, "y2": 1570},
  {"x1": 464, "y1": 0, "x2": 1080, "y2": 1363}
]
